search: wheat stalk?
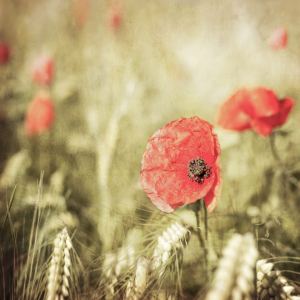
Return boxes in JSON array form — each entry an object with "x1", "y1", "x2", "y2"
[
  {"x1": 100, "y1": 221, "x2": 190, "y2": 299},
  {"x1": 47, "y1": 227, "x2": 72, "y2": 300},
  {"x1": 205, "y1": 233, "x2": 258, "y2": 300},
  {"x1": 96, "y1": 79, "x2": 136, "y2": 252},
  {"x1": 125, "y1": 221, "x2": 191, "y2": 300}
]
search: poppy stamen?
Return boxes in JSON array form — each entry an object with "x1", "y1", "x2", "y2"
[{"x1": 187, "y1": 157, "x2": 212, "y2": 183}]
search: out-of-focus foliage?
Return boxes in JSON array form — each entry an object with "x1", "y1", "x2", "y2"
[{"x1": 0, "y1": 0, "x2": 300, "y2": 299}]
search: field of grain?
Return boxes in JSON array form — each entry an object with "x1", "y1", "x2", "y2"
[{"x1": 1, "y1": 0, "x2": 300, "y2": 299}]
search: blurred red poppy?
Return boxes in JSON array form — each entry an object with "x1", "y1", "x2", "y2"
[
  {"x1": 73, "y1": 0, "x2": 89, "y2": 27},
  {"x1": 106, "y1": 1, "x2": 123, "y2": 32},
  {"x1": 25, "y1": 92, "x2": 55, "y2": 137},
  {"x1": 0, "y1": 43, "x2": 10, "y2": 65},
  {"x1": 216, "y1": 87, "x2": 294, "y2": 137},
  {"x1": 140, "y1": 117, "x2": 222, "y2": 213},
  {"x1": 31, "y1": 55, "x2": 54, "y2": 85},
  {"x1": 269, "y1": 27, "x2": 288, "y2": 50}
]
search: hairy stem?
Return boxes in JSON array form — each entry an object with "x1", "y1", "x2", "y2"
[
  {"x1": 269, "y1": 133, "x2": 282, "y2": 165},
  {"x1": 271, "y1": 133, "x2": 300, "y2": 190},
  {"x1": 269, "y1": 133, "x2": 289, "y2": 201},
  {"x1": 194, "y1": 199, "x2": 208, "y2": 270},
  {"x1": 203, "y1": 201, "x2": 208, "y2": 242}
]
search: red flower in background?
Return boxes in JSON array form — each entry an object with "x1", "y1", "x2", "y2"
[
  {"x1": 73, "y1": 0, "x2": 90, "y2": 27},
  {"x1": 140, "y1": 117, "x2": 222, "y2": 213},
  {"x1": 0, "y1": 43, "x2": 10, "y2": 65},
  {"x1": 215, "y1": 87, "x2": 294, "y2": 137},
  {"x1": 269, "y1": 27, "x2": 288, "y2": 50},
  {"x1": 25, "y1": 91, "x2": 55, "y2": 137},
  {"x1": 106, "y1": 1, "x2": 123, "y2": 32},
  {"x1": 31, "y1": 55, "x2": 54, "y2": 85}
]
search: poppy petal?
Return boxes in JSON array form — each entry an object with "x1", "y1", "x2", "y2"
[
  {"x1": 250, "y1": 98, "x2": 294, "y2": 137},
  {"x1": 245, "y1": 87, "x2": 279, "y2": 119},
  {"x1": 31, "y1": 55, "x2": 54, "y2": 85},
  {"x1": 25, "y1": 92, "x2": 55, "y2": 137},
  {"x1": 155, "y1": 170, "x2": 215, "y2": 208},
  {"x1": 204, "y1": 130, "x2": 222, "y2": 212},
  {"x1": 215, "y1": 88, "x2": 252, "y2": 131},
  {"x1": 216, "y1": 87, "x2": 294, "y2": 137},
  {"x1": 140, "y1": 169, "x2": 174, "y2": 213},
  {"x1": 249, "y1": 119, "x2": 274, "y2": 137},
  {"x1": 0, "y1": 43, "x2": 10, "y2": 65},
  {"x1": 263, "y1": 98, "x2": 294, "y2": 127},
  {"x1": 140, "y1": 117, "x2": 222, "y2": 213},
  {"x1": 73, "y1": 0, "x2": 90, "y2": 27},
  {"x1": 269, "y1": 27, "x2": 288, "y2": 50}
]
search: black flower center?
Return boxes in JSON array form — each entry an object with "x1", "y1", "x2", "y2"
[{"x1": 187, "y1": 157, "x2": 212, "y2": 183}]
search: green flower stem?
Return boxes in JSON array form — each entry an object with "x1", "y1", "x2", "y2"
[
  {"x1": 270, "y1": 133, "x2": 300, "y2": 190},
  {"x1": 195, "y1": 208, "x2": 205, "y2": 249},
  {"x1": 192, "y1": 199, "x2": 208, "y2": 271},
  {"x1": 202, "y1": 200, "x2": 210, "y2": 279},
  {"x1": 269, "y1": 133, "x2": 282, "y2": 165},
  {"x1": 269, "y1": 133, "x2": 289, "y2": 201},
  {"x1": 203, "y1": 200, "x2": 208, "y2": 242}
]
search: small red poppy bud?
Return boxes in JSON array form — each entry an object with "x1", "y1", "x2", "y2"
[
  {"x1": 106, "y1": 1, "x2": 123, "y2": 32},
  {"x1": 31, "y1": 55, "x2": 54, "y2": 85},
  {"x1": 268, "y1": 27, "x2": 288, "y2": 50},
  {"x1": 0, "y1": 43, "x2": 10, "y2": 65},
  {"x1": 73, "y1": 0, "x2": 90, "y2": 27},
  {"x1": 140, "y1": 117, "x2": 222, "y2": 213},
  {"x1": 25, "y1": 91, "x2": 55, "y2": 137}
]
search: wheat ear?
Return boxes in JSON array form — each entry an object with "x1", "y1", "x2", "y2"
[
  {"x1": 125, "y1": 256, "x2": 150, "y2": 300},
  {"x1": 47, "y1": 228, "x2": 72, "y2": 300},
  {"x1": 0, "y1": 150, "x2": 30, "y2": 190},
  {"x1": 257, "y1": 259, "x2": 300, "y2": 300},
  {"x1": 205, "y1": 233, "x2": 258, "y2": 300},
  {"x1": 150, "y1": 221, "x2": 191, "y2": 276},
  {"x1": 101, "y1": 246, "x2": 136, "y2": 298}
]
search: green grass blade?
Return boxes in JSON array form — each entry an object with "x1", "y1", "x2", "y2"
[{"x1": 1, "y1": 185, "x2": 17, "y2": 231}]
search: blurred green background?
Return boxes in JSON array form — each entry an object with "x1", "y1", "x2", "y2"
[{"x1": 1, "y1": 0, "x2": 300, "y2": 298}]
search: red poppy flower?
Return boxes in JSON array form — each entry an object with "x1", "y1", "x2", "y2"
[
  {"x1": 73, "y1": 0, "x2": 89, "y2": 27},
  {"x1": 140, "y1": 117, "x2": 222, "y2": 213},
  {"x1": 215, "y1": 87, "x2": 294, "y2": 137},
  {"x1": 268, "y1": 27, "x2": 288, "y2": 50},
  {"x1": 25, "y1": 91, "x2": 55, "y2": 137},
  {"x1": 31, "y1": 55, "x2": 54, "y2": 85},
  {"x1": 106, "y1": 1, "x2": 123, "y2": 32},
  {"x1": 0, "y1": 43, "x2": 10, "y2": 65}
]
